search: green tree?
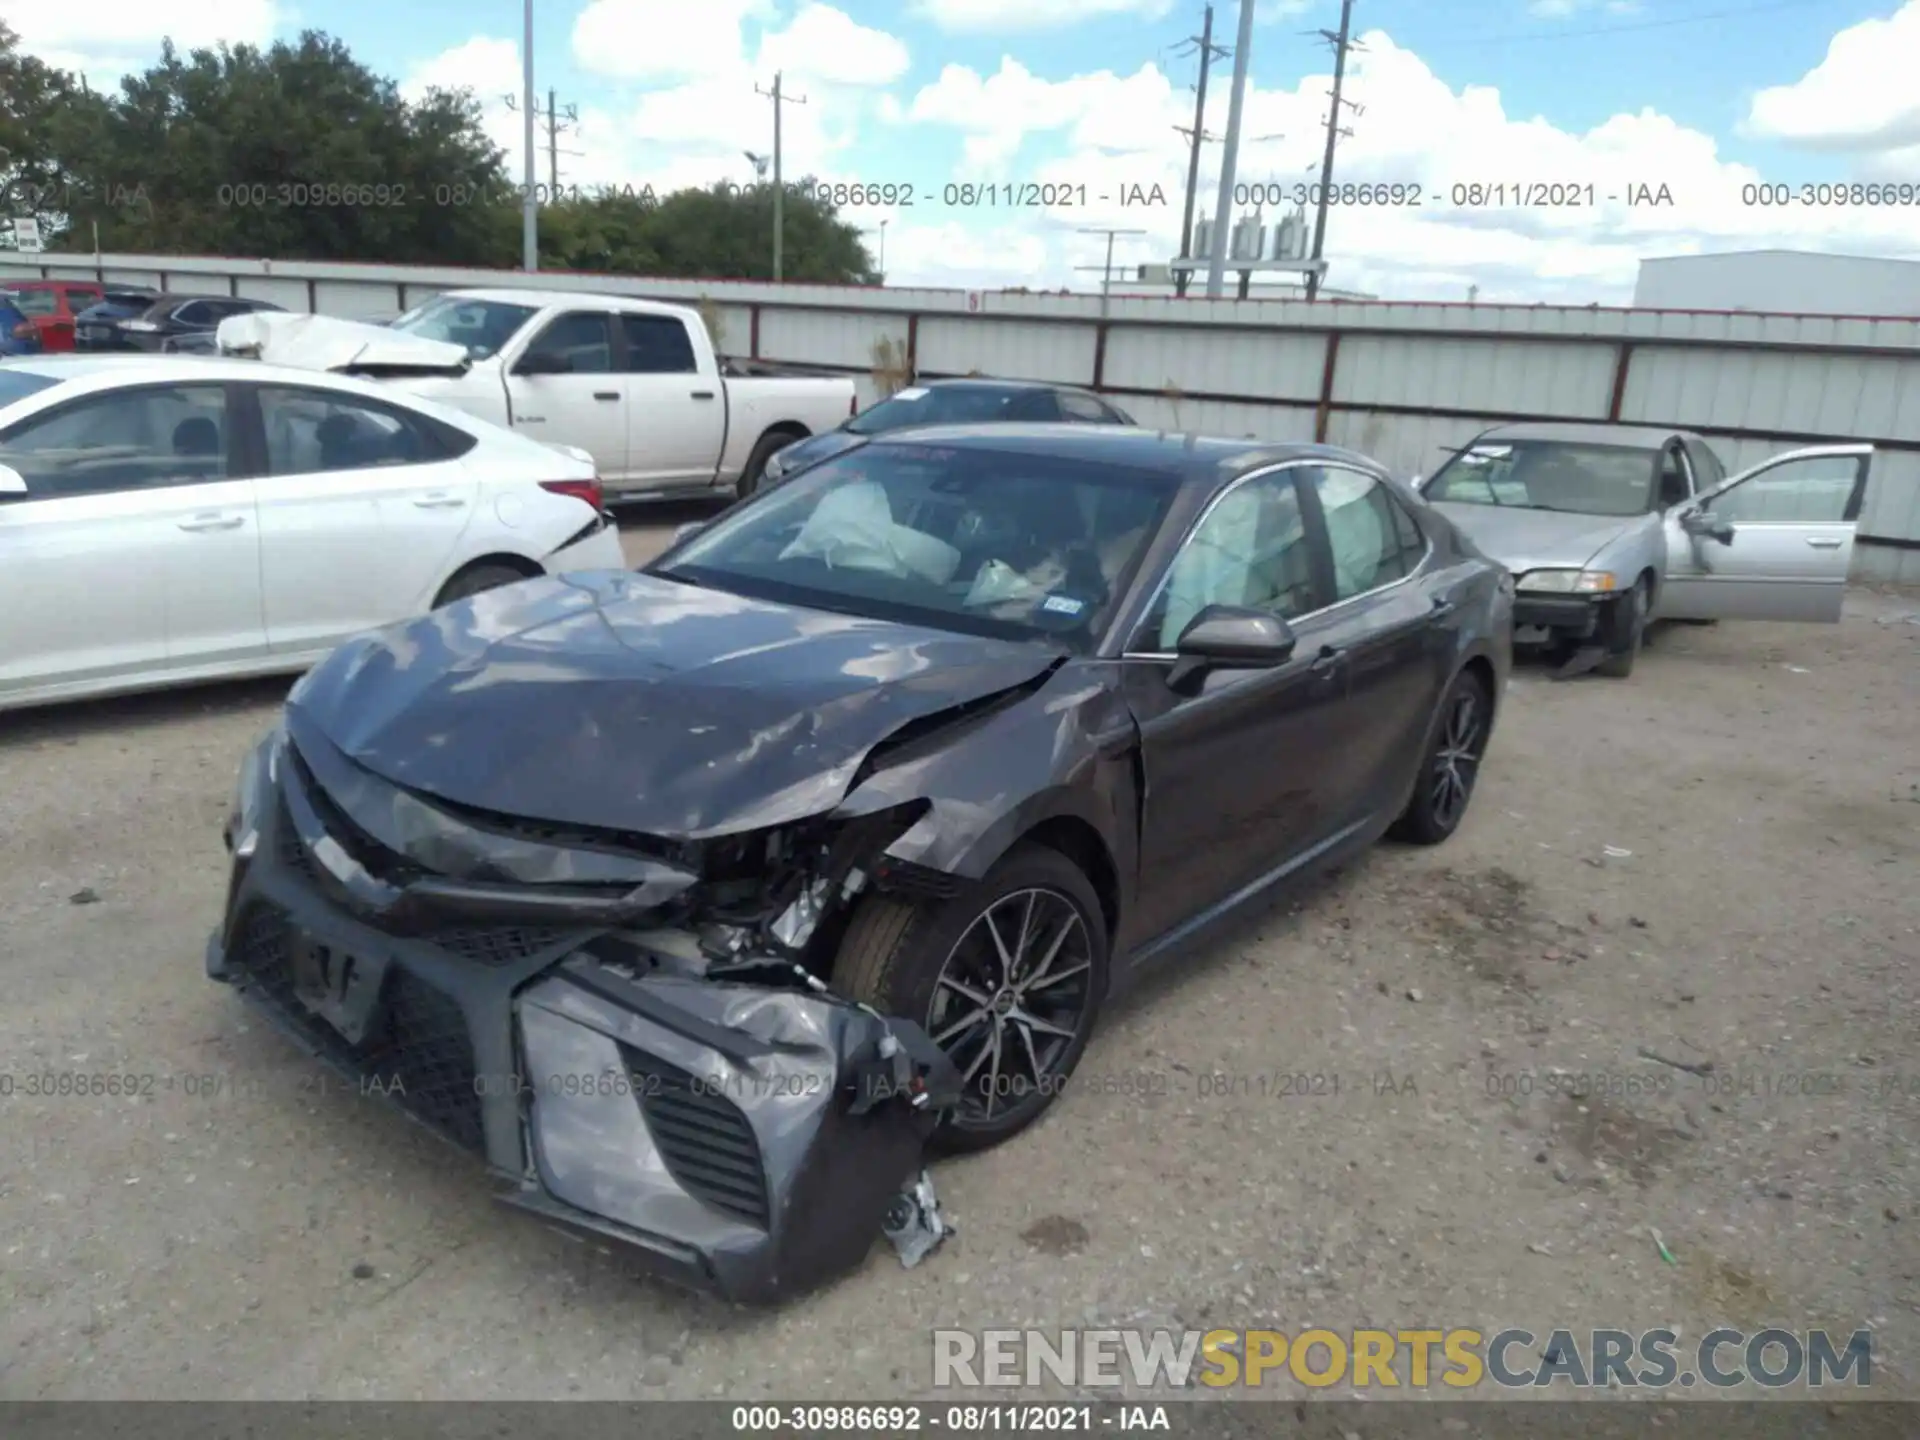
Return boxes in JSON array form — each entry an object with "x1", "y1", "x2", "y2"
[
  {"x1": 64, "y1": 30, "x2": 511, "y2": 264},
  {"x1": 0, "y1": 22, "x2": 111, "y2": 246},
  {"x1": 538, "y1": 179, "x2": 878, "y2": 283}
]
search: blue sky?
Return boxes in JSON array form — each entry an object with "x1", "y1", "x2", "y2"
[{"x1": 20, "y1": 0, "x2": 1920, "y2": 298}]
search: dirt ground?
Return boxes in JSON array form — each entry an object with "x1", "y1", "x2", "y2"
[{"x1": 1, "y1": 514, "x2": 1915, "y2": 1402}]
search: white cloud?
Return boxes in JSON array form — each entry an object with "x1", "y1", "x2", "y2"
[
  {"x1": 902, "y1": 26, "x2": 1920, "y2": 300},
  {"x1": 1744, "y1": 0, "x2": 1920, "y2": 152},
  {"x1": 9, "y1": 0, "x2": 278, "y2": 80},
  {"x1": 759, "y1": 4, "x2": 909, "y2": 85},
  {"x1": 910, "y1": 0, "x2": 1174, "y2": 33},
  {"x1": 570, "y1": 0, "x2": 774, "y2": 82}
]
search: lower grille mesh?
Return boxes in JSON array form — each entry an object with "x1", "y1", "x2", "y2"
[
  {"x1": 622, "y1": 1050, "x2": 770, "y2": 1227},
  {"x1": 232, "y1": 905, "x2": 485, "y2": 1154}
]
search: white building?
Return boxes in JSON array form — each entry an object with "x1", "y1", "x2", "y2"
[{"x1": 1633, "y1": 249, "x2": 1920, "y2": 316}]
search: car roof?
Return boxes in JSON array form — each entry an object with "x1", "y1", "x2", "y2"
[
  {"x1": 437, "y1": 286, "x2": 693, "y2": 317},
  {"x1": 913, "y1": 377, "x2": 1095, "y2": 396},
  {"x1": 0, "y1": 352, "x2": 431, "y2": 395},
  {"x1": 1474, "y1": 421, "x2": 1702, "y2": 449},
  {"x1": 862, "y1": 422, "x2": 1378, "y2": 484}
]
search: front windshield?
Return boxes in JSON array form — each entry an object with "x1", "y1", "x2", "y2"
[
  {"x1": 389, "y1": 296, "x2": 538, "y2": 359},
  {"x1": 846, "y1": 385, "x2": 1034, "y2": 435},
  {"x1": 1425, "y1": 440, "x2": 1658, "y2": 517},
  {"x1": 654, "y1": 441, "x2": 1173, "y2": 649}
]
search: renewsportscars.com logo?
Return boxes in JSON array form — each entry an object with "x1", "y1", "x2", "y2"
[{"x1": 933, "y1": 1327, "x2": 1873, "y2": 1390}]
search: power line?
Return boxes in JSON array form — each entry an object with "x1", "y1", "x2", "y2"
[
  {"x1": 1172, "y1": 4, "x2": 1229, "y2": 298},
  {"x1": 1304, "y1": 0, "x2": 1360, "y2": 302},
  {"x1": 755, "y1": 71, "x2": 807, "y2": 282}
]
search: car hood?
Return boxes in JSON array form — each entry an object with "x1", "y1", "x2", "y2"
[
  {"x1": 284, "y1": 570, "x2": 1062, "y2": 839},
  {"x1": 1427, "y1": 502, "x2": 1637, "y2": 573},
  {"x1": 217, "y1": 311, "x2": 470, "y2": 375}
]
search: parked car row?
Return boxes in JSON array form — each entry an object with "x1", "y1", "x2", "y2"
[{"x1": 0, "y1": 279, "x2": 285, "y2": 356}]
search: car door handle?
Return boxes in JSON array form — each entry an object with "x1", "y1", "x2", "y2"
[
  {"x1": 1806, "y1": 536, "x2": 1843, "y2": 548},
  {"x1": 691, "y1": 390, "x2": 716, "y2": 400},
  {"x1": 412, "y1": 495, "x2": 466, "y2": 509},
  {"x1": 593, "y1": 391, "x2": 619, "y2": 401},
  {"x1": 1430, "y1": 594, "x2": 1457, "y2": 618},
  {"x1": 178, "y1": 514, "x2": 243, "y2": 532},
  {"x1": 1310, "y1": 645, "x2": 1343, "y2": 674}
]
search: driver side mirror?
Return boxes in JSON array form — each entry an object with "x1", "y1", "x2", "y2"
[
  {"x1": 1168, "y1": 605, "x2": 1297, "y2": 692},
  {"x1": 0, "y1": 463, "x2": 27, "y2": 497},
  {"x1": 1681, "y1": 508, "x2": 1735, "y2": 545},
  {"x1": 513, "y1": 351, "x2": 571, "y2": 376}
]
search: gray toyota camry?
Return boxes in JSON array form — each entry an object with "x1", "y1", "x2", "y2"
[{"x1": 208, "y1": 425, "x2": 1512, "y2": 1301}]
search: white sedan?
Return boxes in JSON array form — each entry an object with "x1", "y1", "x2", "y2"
[{"x1": 0, "y1": 354, "x2": 626, "y2": 712}]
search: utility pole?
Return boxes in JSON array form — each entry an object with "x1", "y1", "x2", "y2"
[
  {"x1": 1074, "y1": 227, "x2": 1147, "y2": 317},
  {"x1": 510, "y1": 89, "x2": 582, "y2": 195},
  {"x1": 1172, "y1": 5, "x2": 1227, "y2": 299},
  {"x1": 520, "y1": 0, "x2": 536, "y2": 270},
  {"x1": 1204, "y1": 0, "x2": 1256, "y2": 299},
  {"x1": 1305, "y1": 0, "x2": 1360, "y2": 301},
  {"x1": 756, "y1": 71, "x2": 807, "y2": 282}
]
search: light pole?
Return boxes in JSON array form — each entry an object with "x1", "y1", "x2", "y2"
[
  {"x1": 878, "y1": 218, "x2": 888, "y2": 281},
  {"x1": 520, "y1": 0, "x2": 537, "y2": 271}
]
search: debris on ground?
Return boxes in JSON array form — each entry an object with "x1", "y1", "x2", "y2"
[
  {"x1": 884, "y1": 1170, "x2": 953, "y2": 1269},
  {"x1": 68, "y1": 888, "x2": 100, "y2": 905}
]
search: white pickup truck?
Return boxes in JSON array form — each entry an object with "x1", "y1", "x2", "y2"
[{"x1": 217, "y1": 288, "x2": 856, "y2": 499}]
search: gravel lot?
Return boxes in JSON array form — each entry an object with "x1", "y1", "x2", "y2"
[{"x1": 2, "y1": 511, "x2": 1915, "y2": 1401}]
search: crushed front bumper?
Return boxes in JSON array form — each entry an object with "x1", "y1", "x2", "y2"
[
  {"x1": 1512, "y1": 593, "x2": 1606, "y2": 640},
  {"x1": 207, "y1": 732, "x2": 956, "y2": 1303}
]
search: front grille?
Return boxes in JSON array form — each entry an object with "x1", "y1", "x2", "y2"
[
  {"x1": 232, "y1": 905, "x2": 486, "y2": 1155},
  {"x1": 430, "y1": 927, "x2": 572, "y2": 967},
  {"x1": 623, "y1": 1049, "x2": 769, "y2": 1227}
]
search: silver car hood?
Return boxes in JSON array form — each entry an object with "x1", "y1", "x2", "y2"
[{"x1": 1428, "y1": 502, "x2": 1640, "y2": 573}]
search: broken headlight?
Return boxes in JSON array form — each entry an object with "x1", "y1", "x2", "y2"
[{"x1": 222, "y1": 725, "x2": 283, "y2": 857}]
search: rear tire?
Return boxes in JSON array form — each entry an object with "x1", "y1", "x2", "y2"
[
  {"x1": 1391, "y1": 669, "x2": 1492, "y2": 845},
  {"x1": 433, "y1": 562, "x2": 533, "y2": 608},
  {"x1": 736, "y1": 431, "x2": 799, "y2": 499},
  {"x1": 833, "y1": 843, "x2": 1108, "y2": 1153}
]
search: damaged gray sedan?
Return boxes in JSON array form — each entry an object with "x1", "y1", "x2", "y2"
[{"x1": 207, "y1": 425, "x2": 1512, "y2": 1302}]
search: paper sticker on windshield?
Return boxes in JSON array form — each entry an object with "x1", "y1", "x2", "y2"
[
  {"x1": 1041, "y1": 594, "x2": 1085, "y2": 616},
  {"x1": 893, "y1": 386, "x2": 928, "y2": 400}
]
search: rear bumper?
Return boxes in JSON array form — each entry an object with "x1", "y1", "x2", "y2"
[
  {"x1": 544, "y1": 517, "x2": 625, "y2": 574},
  {"x1": 207, "y1": 733, "x2": 954, "y2": 1303}
]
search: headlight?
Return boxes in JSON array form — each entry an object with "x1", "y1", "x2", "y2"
[
  {"x1": 1514, "y1": 568, "x2": 1617, "y2": 594},
  {"x1": 223, "y1": 726, "x2": 283, "y2": 855}
]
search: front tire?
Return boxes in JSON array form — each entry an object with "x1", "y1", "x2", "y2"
[
  {"x1": 1595, "y1": 576, "x2": 1650, "y2": 678},
  {"x1": 833, "y1": 843, "x2": 1108, "y2": 1153},
  {"x1": 1391, "y1": 669, "x2": 1492, "y2": 845}
]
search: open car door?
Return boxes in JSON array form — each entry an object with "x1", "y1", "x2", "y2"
[{"x1": 1659, "y1": 443, "x2": 1871, "y2": 624}]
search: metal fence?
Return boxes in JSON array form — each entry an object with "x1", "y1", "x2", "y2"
[{"x1": 7, "y1": 249, "x2": 1918, "y2": 582}]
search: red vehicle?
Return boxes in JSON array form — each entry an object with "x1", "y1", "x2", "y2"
[{"x1": 0, "y1": 280, "x2": 106, "y2": 353}]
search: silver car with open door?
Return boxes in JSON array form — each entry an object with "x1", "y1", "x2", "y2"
[{"x1": 1660, "y1": 443, "x2": 1870, "y2": 625}]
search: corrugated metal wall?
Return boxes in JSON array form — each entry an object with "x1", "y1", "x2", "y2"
[{"x1": 8, "y1": 250, "x2": 1917, "y2": 581}]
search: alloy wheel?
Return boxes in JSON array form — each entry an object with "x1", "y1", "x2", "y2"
[
  {"x1": 1429, "y1": 688, "x2": 1485, "y2": 831},
  {"x1": 926, "y1": 887, "x2": 1095, "y2": 1125}
]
